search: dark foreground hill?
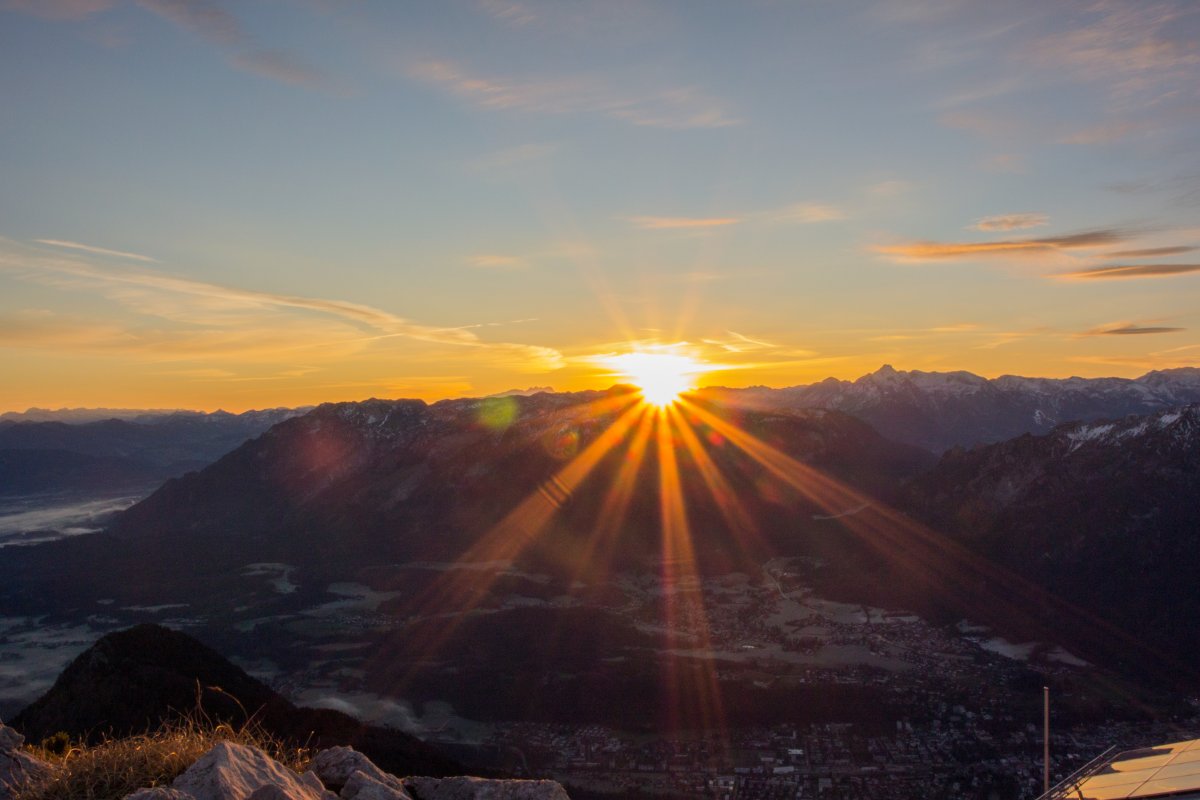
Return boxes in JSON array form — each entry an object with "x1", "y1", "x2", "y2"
[{"x1": 11, "y1": 624, "x2": 459, "y2": 777}]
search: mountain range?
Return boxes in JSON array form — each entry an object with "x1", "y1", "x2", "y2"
[
  {"x1": 2, "y1": 369, "x2": 1200, "y2": 736},
  {"x1": 0, "y1": 408, "x2": 308, "y2": 498},
  {"x1": 710, "y1": 365, "x2": 1200, "y2": 452},
  {"x1": 904, "y1": 404, "x2": 1200, "y2": 673}
]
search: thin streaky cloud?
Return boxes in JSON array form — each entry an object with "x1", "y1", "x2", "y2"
[
  {"x1": 1082, "y1": 323, "x2": 1185, "y2": 336},
  {"x1": 477, "y1": 0, "x2": 537, "y2": 26},
  {"x1": 34, "y1": 239, "x2": 158, "y2": 263},
  {"x1": 409, "y1": 59, "x2": 740, "y2": 129},
  {"x1": 0, "y1": 247, "x2": 563, "y2": 368},
  {"x1": 467, "y1": 254, "x2": 527, "y2": 269},
  {"x1": 878, "y1": 229, "x2": 1128, "y2": 260},
  {"x1": 763, "y1": 203, "x2": 847, "y2": 224},
  {"x1": 970, "y1": 213, "x2": 1048, "y2": 232},
  {"x1": 134, "y1": 0, "x2": 333, "y2": 90},
  {"x1": 135, "y1": 0, "x2": 239, "y2": 45},
  {"x1": 627, "y1": 216, "x2": 740, "y2": 230},
  {"x1": 1058, "y1": 263, "x2": 1200, "y2": 280},
  {"x1": 1106, "y1": 246, "x2": 1197, "y2": 257},
  {"x1": 228, "y1": 50, "x2": 332, "y2": 91},
  {"x1": 4, "y1": 0, "x2": 113, "y2": 19}
]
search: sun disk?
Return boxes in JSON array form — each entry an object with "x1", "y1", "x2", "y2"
[{"x1": 604, "y1": 351, "x2": 705, "y2": 407}]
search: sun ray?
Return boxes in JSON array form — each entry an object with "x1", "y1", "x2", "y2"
[
  {"x1": 395, "y1": 394, "x2": 645, "y2": 669},
  {"x1": 665, "y1": 403, "x2": 761, "y2": 547},
  {"x1": 570, "y1": 405, "x2": 657, "y2": 586},
  {"x1": 655, "y1": 407, "x2": 728, "y2": 739}
]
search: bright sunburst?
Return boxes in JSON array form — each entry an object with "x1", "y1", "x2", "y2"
[{"x1": 604, "y1": 351, "x2": 705, "y2": 407}]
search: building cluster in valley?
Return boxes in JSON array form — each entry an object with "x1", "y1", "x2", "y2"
[{"x1": 473, "y1": 714, "x2": 1200, "y2": 800}]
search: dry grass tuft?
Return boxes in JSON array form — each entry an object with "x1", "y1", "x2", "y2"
[{"x1": 15, "y1": 711, "x2": 311, "y2": 800}]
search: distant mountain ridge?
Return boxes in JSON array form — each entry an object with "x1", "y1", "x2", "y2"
[
  {"x1": 108, "y1": 389, "x2": 932, "y2": 568},
  {"x1": 0, "y1": 408, "x2": 310, "y2": 498},
  {"x1": 706, "y1": 365, "x2": 1200, "y2": 452},
  {"x1": 0, "y1": 407, "x2": 309, "y2": 425}
]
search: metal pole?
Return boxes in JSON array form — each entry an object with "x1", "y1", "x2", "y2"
[{"x1": 1044, "y1": 686, "x2": 1050, "y2": 795}]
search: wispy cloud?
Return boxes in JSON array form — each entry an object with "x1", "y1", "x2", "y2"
[
  {"x1": 1106, "y1": 246, "x2": 1197, "y2": 258},
  {"x1": 409, "y1": 59, "x2": 739, "y2": 129},
  {"x1": 4, "y1": 0, "x2": 113, "y2": 19},
  {"x1": 34, "y1": 239, "x2": 158, "y2": 263},
  {"x1": 877, "y1": 229, "x2": 1128, "y2": 261},
  {"x1": 969, "y1": 213, "x2": 1048, "y2": 232},
  {"x1": 1058, "y1": 263, "x2": 1200, "y2": 280},
  {"x1": 627, "y1": 202, "x2": 846, "y2": 232},
  {"x1": 763, "y1": 203, "x2": 847, "y2": 224},
  {"x1": 1027, "y1": 1, "x2": 1200, "y2": 107},
  {"x1": 981, "y1": 153, "x2": 1026, "y2": 173},
  {"x1": 626, "y1": 216, "x2": 740, "y2": 230},
  {"x1": 477, "y1": 0, "x2": 538, "y2": 27},
  {"x1": 466, "y1": 254, "x2": 527, "y2": 269},
  {"x1": 133, "y1": 0, "x2": 334, "y2": 90},
  {"x1": 0, "y1": 244, "x2": 563, "y2": 370},
  {"x1": 135, "y1": 0, "x2": 238, "y2": 44},
  {"x1": 1081, "y1": 323, "x2": 1185, "y2": 336},
  {"x1": 465, "y1": 142, "x2": 558, "y2": 172},
  {"x1": 228, "y1": 50, "x2": 332, "y2": 90},
  {"x1": 866, "y1": 180, "x2": 912, "y2": 197}
]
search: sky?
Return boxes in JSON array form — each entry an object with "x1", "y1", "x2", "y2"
[{"x1": 2, "y1": 0, "x2": 1199, "y2": 412}]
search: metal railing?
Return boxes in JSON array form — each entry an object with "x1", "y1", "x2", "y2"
[{"x1": 1034, "y1": 746, "x2": 1117, "y2": 800}]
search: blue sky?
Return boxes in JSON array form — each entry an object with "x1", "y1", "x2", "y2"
[{"x1": 2, "y1": 0, "x2": 1199, "y2": 410}]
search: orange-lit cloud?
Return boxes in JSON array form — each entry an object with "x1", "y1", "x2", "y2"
[
  {"x1": 466, "y1": 254, "x2": 528, "y2": 269},
  {"x1": 1106, "y1": 246, "x2": 1196, "y2": 258},
  {"x1": 878, "y1": 229, "x2": 1128, "y2": 260},
  {"x1": 762, "y1": 203, "x2": 846, "y2": 224},
  {"x1": 626, "y1": 216, "x2": 741, "y2": 230},
  {"x1": 0, "y1": 243, "x2": 564, "y2": 370},
  {"x1": 1058, "y1": 263, "x2": 1200, "y2": 280},
  {"x1": 969, "y1": 213, "x2": 1047, "y2": 232},
  {"x1": 409, "y1": 60, "x2": 740, "y2": 129}
]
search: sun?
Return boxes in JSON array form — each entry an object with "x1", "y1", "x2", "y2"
[{"x1": 604, "y1": 351, "x2": 705, "y2": 407}]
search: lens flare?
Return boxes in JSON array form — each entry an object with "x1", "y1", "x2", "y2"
[{"x1": 604, "y1": 351, "x2": 705, "y2": 407}]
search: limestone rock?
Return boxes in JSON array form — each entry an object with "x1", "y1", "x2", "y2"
[
  {"x1": 0, "y1": 725, "x2": 24, "y2": 752},
  {"x1": 0, "y1": 747, "x2": 56, "y2": 799},
  {"x1": 340, "y1": 770, "x2": 411, "y2": 800},
  {"x1": 171, "y1": 742, "x2": 323, "y2": 800},
  {"x1": 402, "y1": 777, "x2": 570, "y2": 800},
  {"x1": 308, "y1": 747, "x2": 395, "y2": 791}
]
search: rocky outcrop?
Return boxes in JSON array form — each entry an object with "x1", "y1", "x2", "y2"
[
  {"x1": 0, "y1": 722, "x2": 55, "y2": 800},
  {"x1": 307, "y1": 747, "x2": 399, "y2": 792},
  {"x1": 170, "y1": 742, "x2": 332, "y2": 800},
  {"x1": 113, "y1": 743, "x2": 567, "y2": 800},
  {"x1": 341, "y1": 771, "x2": 411, "y2": 800}
]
